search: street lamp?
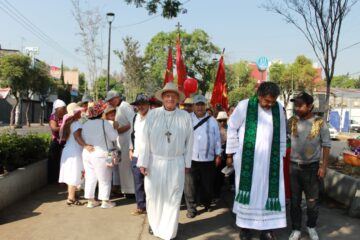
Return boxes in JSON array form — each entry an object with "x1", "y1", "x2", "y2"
[{"x1": 106, "y1": 12, "x2": 115, "y2": 92}]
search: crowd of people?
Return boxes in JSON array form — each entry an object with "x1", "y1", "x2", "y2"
[{"x1": 47, "y1": 81, "x2": 330, "y2": 240}]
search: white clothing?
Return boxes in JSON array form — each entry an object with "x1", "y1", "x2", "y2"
[
  {"x1": 58, "y1": 121, "x2": 84, "y2": 186},
  {"x1": 115, "y1": 101, "x2": 135, "y2": 194},
  {"x1": 82, "y1": 119, "x2": 118, "y2": 200},
  {"x1": 226, "y1": 99, "x2": 287, "y2": 230},
  {"x1": 130, "y1": 112, "x2": 148, "y2": 158},
  {"x1": 137, "y1": 107, "x2": 193, "y2": 240},
  {"x1": 191, "y1": 113, "x2": 222, "y2": 162}
]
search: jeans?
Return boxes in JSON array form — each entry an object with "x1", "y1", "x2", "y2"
[
  {"x1": 131, "y1": 157, "x2": 146, "y2": 210},
  {"x1": 290, "y1": 162, "x2": 320, "y2": 230}
]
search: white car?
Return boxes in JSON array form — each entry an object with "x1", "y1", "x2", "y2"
[{"x1": 327, "y1": 123, "x2": 339, "y2": 140}]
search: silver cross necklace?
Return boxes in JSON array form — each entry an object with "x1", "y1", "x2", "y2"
[{"x1": 164, "y1": 109, "x2": 176, "y2": 143}]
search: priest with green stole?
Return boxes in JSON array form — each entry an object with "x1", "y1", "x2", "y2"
[{"x1": 226, "y1": 82, "x2": 287, "y2": 240}]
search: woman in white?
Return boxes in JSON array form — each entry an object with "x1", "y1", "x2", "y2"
[
  {"x1": 81, "y1": 101, "x2": 119, "y2": 209},
  {"x1": 59, "y1": 103, "x2": 93, "y2": 206}
]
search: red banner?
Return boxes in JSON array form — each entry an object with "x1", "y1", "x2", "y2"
[
  {"x1": 210, "y1": 55, "x2": 228, "y2": 112},
  {"x1": 176, "y1": 33, "x2": 187, "y2": 91},
  {"x1": 164, "y1": 47, "x2": 174, "y2": 85}
]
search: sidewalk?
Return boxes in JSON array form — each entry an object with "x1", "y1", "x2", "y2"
[{"x1": 0, "y1": 184, "x2": 359, "y2": 240}]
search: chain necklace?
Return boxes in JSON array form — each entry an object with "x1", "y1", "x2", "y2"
[{"x1": 164, "y1": 109, "x2": 176, "y2": 143}]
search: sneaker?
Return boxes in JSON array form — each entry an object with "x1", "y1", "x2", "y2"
[
  {"x1": 307, "y1": 227, "x2": 319, "y2": 240},
  {"x1": 101, "y1": 201, "x2": 116, "y2": 209},
  {"x1": 87, "y1": 201, "x2": 100, "y2": 208},
  {"x1": 289, "y1": 230, "x2": 301, "y2": 240}
]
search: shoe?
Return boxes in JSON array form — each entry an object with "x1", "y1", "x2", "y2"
[
  {"x1": 260, "y1": 230, "x2": 277, "y2": 240},
  {"x1": 131, "y1": 208, "x2": 146, "y2": 216},
  {"x1": 186, "y1": 211, "x2": 197, "y2": 218},
  {"x1": 239, "y1": 228, "x2": 252, "y2": 240},
  {"x1": 307, "y1": 227, "x2": 319, "y2": 240},
  {"x1": 148, "y1": 226, "x2": 153, "y2": 235},
  {"x1": 289, "y1": 230, "x2": 301, "y2": 240},
  {"x1": 87, "y1": 201, "x2": 100, "y2": 208},
  {"x1": 101, "y1": 201, "x2": 116, "y2": 209},
  {"x1": 204, "y1": 206, "x2": 212, "y2": 212}
]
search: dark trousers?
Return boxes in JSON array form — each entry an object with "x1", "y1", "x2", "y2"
[
  {"x1": 131, "y1": 157, "x2": 146, "y2": 210},
  {"x1": 290, "y1": 162, "x2": 320, "y2": 230},
  {"x1": 184, "y1": 160, "x2": 216, "y2": 214},
  {"x1": 47, "y1": 140, "x2": 64, "y2": 184}
]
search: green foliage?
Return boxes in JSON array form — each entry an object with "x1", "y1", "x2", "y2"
[
  {"x1": 228, "y1": 81, "x2": 257, "y2": 106},
  {"x1": 94, "y1": 75, "x2": 124, "y2": 100},
  {"x1": 0, "y1": 132, "x2": 51, "y2": 172},
  {"x1": 124, "y1": 0, "x2": 183, "y2": 18},
  {"x1": 331, "y1": 74, "x2": 360, "y2": 89},
  {"x1": 78, "y1": 72, "x2": 87, "y2": 96},
  {"x1": 144, "y1": 29, "x2": 220, "y2": 95}
]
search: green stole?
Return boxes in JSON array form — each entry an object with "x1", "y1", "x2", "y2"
[{"x1": 235, "y1": 96, "x2": 281, "y2": 211}]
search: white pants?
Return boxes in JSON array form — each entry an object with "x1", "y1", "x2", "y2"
[{"x1": 83, "y1": 151, "x2": 112, "y2": 201}]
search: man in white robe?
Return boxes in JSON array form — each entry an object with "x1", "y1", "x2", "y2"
[
  {"x1": 226, "y1": 82, "x2": 286, "y2": 240},
  {"x1": 137, "y1": 82, "x2": 193, "y2": 240}
]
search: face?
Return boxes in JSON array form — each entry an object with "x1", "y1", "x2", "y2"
[
  {"x1": 137, "y1": 102, "x2": 150, "y2": 116},
  {"x1": 218, "y1": 119, "x2": 227, "y2": 127},
  {"x1": 228, "y1": 106, "x2": 235, "y2": 116},
  {"x1": 258, "y1": 95, "x2": 278, "y2": 110},
  {"x1": 194, "y1": 102, "x2": 206, "y2": 117},
  {"x1": 206, "y1": 109, "x2": 213, "y2": 116},
  {"x1": 183, "y1": 104, "x2": 193, "y2": 113},
  {"x1": 56, "y1": 106, "x2": 67, "y2": 118},
  {"x1": 73, "y1": 111, "x2": 82, "y2": 120},
  {"x1": 105, "y1": 110, "x2": 116, "y2": 121},
  {"x1": 162, "y1": 91, "x2": 179, "y2": 110},
  {"x1": 294, "y1": 101, "x2": 313, "y2": 118},
  {"x1": 108, "y1": 97, "x2": 121, "y2": 108},
  {"x1": 81, "y1": 102, "x2": 89, "y2": 111}
]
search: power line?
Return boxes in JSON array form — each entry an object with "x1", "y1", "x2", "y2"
[{"x1": 339, "y1": 41, "x2": 360, "y2": 52}]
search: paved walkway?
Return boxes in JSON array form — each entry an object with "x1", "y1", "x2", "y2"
[{"x1": 0, "y1": 184, "x2": 359, "y2": 240}]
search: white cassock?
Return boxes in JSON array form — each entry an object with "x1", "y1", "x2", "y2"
[
  {"x1": 115, "y1": 101, "x2": 135, "y2": 194},
  {"x1": 226, "y1": 99, "x2": 287, "y2": 230},
  {"x1": 137, "y1": 107, "x2": 193, "y2": 240}
]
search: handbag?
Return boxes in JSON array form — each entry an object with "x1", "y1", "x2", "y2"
[{"x1": 102, "y1": 120, "x2": 121, "y2": 167}]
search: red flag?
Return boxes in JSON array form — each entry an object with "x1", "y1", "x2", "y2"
[
  {"x1": 210, "y1": 54, "x2": 228, "y2": 112},
  {"x1": 176, "y1": 33, "x2": 187, "y2": 91},
  {"x1": 164, "y1": 47, "x2": 174, "y2": 85}
]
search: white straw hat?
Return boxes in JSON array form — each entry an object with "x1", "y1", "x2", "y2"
[
  {"x1": 216, "y1": 111, "x2": 228, "y2": 120},
  {"x1": 155, "y1": 82, "x2": 185, "y2": 102}
]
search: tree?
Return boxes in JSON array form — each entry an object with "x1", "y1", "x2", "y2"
[
  {"x1": 94, "y1": 74, "x2": 124, "y2": 100},
  {"x1": 0, "y1": 54, "x2": 31, "y2": 126},
  {"x1": 114, "y1": 36, "x2": 147, "y2": 101},
  {"x1": 264, "y1": 0, "x2": 359, "y2": 119},
  {"x1": 144, "y1": 29, "x2": 220, "y2": 95},
  {"x1": 124, "y1": 0, "x2": 185, "y2": 18}
]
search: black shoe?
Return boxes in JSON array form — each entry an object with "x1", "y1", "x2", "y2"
[
  {"x1": 239, "y1": 228, "x2": 252, "y2": 240},
  {"x1": 148, "y1": 226, "x2": 153, "y2": 235},
  {"x1": 186, "y1": 211, "x2": 197, "y2": 218},
  {"x1": 260, "y1": 230, "x2": 276, "y2": 240}
]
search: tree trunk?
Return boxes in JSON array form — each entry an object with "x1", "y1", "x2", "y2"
[
  {"x1": 10, "y1": 98, "x2": 18, "y2": 126},
  {"x1": 26, "y1": 98, "x2": 31, "y2": 127},
  {"x1": 40, "y1": 107, "x2": 44, "y2": 126},
  {"x1": 324, "y1": 76, "x2": 331, "y2": 121}
]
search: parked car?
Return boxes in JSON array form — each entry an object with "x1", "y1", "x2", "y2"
[
  {"x1": 327, "y1": 123, "x2": 339, "y2": 140},
  {"x1": 350, "y1": 120, "x2": 360, "y2": 133}
]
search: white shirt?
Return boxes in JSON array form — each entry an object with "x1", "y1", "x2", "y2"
[
  {"x1": 130, "y1": 111, "x2": 149, "y2": 158},
  {"x1": 191, "y1": 113, "x2": 222, "y2": 162}
]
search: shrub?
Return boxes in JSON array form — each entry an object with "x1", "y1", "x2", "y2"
[{"x1": 0, "y1": 132, "x2": 51, "y2": 172}]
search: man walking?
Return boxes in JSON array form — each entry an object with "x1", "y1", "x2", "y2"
[
  {"x1": 226, "y1": 82, "x2": 287, "y2": 240},
  {"x1": 184, "y1": 95, "x2": 221, "y2": 218},
  {"x1": 129, "y1": 93, "x2": 150, "y2": 216},
  {"x1": 137, "y1": 82, "x2": 193, "y2": 240},
  {"x1": 288, "y1": 92, "x2": 331, "y2": 240}
]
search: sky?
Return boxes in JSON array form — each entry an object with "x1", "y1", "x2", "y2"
[{"x1": 1, "y1": 0, "x2": 360, "y2": 80}]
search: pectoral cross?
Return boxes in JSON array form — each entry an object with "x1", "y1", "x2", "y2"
[{"x1": 165, "y1": 131, "x2": 172, "y2": 143}]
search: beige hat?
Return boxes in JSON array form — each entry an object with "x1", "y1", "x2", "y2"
[
  {"x1": 66, "y1": 103, "x2": 84, "y2": 116},
  {"x1": 155, "y1": 82, "x2": 185, "y2": 102},
  {"x1": 183, "y1": 97, "x2": 194, "y2": 105},
  {"x1": 104, "y1": 105, "x2": 116, "y2": 115},
  {"x1": 216, "y1": 111, "x2": 228, "y2": 120}
]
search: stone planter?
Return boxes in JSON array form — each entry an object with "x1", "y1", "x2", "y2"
[
  {"x1": 322, "y1": 168, "x2": 360, "y2": 217},
  {"x1": 0, "y1": 159, "x2": 47, "y2": 210}
]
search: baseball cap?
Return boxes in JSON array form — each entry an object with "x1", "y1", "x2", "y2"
[
  {"x1": 105, "y1": 90, "x2": 121, "y2": 102},
  {"x1": 193, "y1": 95, "x2": 207, "y2": 104}
]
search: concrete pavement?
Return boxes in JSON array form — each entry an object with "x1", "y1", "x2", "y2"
[{"x1": 0, "y1": 183, "x2": 359, "y2": 240}]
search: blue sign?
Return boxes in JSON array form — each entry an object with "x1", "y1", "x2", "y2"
[{"x1": 256, "y1": 56, "x2": 269, "y2": 72}]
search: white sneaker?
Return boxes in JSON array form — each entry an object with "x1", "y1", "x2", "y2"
[
  {"x1": 101, "y1": 201, "x2": 115, "y2": 209},
  {"x1": 87, "y1": 201, "x2": 100, "y2": 208},
  {"x1": 307, "y1": 227, "x2": 319, "y2": 240},
  {"x1": 289, "y1": 230, "x2": 301, "y2": 240}
]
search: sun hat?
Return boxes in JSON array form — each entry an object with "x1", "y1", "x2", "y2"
[
  {"x1": 105, "y1": 90, "x2": 121, "y2": 102},
  {"x1": 52, "y1": 99, "x2": 66, "y2": 114},
  {"x1": 103, "y1": 105, "x2": 116, "y2": 115},
  {"x1": 193, "y1": 95, "x2": 207, "y2": 104},
  {"x1": 216, "y1": 111, "x2": 228, "y2": 120},
  {"x1": 81, "y1": 95, "x2": 93, "y2": 103},
  {"x1": 87, "y1": 100, "x2": 108, "y2": 118},
  {"x1": 155, "y1": 82, "x2": 185, "y2": 102},
  {"x1": 130, "y1": 93, "x2": 150, "y2": 105},
  {"x1": 66, "y1": 102, "x2": 84, "y2": 116}
]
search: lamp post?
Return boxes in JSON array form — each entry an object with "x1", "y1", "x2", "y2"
[{"x1": 106, "y1": 12, "x2": 115, "y2": 92}]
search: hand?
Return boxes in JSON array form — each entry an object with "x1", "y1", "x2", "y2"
[
  {"x1": 139, "y1": 167, "x2": 148, "y2": 176},
  {"x1": 215, "y1": 156, "x2": 222, "y2": 168},
  {"x1": 113, "y1": 121, "x2": 119, "y2": 130},
  {"x1": 185, "y1": 168, "x2": 191, "y2": 173},
  {"x1": 84, "y1": 144, "x2": 95, "y2": 152},
  {"x1": 129, "y1": 150, "x2": 133, "y2": 160},
  {"x1": 226, "y1": 156, "x2": 233, "y2": 167},
  {"x1": 318, "y1": 166, "x2": 327, "y2": 178}
]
